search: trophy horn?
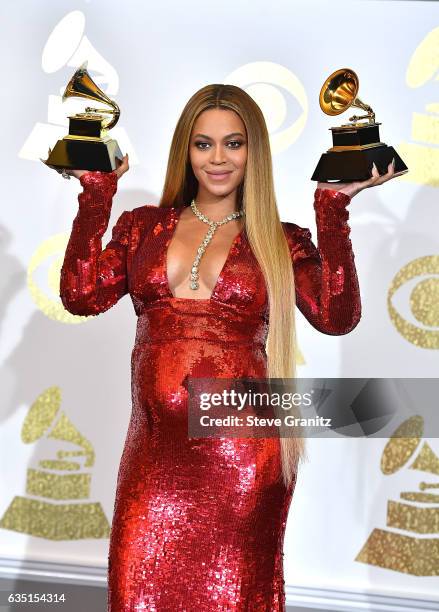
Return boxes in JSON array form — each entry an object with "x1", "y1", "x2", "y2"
[
  {"x1": 62, "y1": 61, "x2": 120, "y2": 130},
  {"x1": 318, "y1": 68, "x2": 375, "y2": 123},
  {"x1": 311, "y1": 67, "x2": 408, "y2": 181}
]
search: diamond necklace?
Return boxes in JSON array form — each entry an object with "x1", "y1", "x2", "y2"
[{"x1": 188, "y1": 198, "x2": 245, "y2": 290}]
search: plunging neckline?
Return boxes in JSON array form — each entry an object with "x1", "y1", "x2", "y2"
[{"x1": 164, "y1": 205, "x2": 245, "y2": 302}]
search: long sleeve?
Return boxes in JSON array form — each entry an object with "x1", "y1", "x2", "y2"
[
  {"x1": 60, "y1": 170, "x2": 133, "y2": 316},
  {"x1": 285, "y1": 187, "x2": 361, "y2": 335}
]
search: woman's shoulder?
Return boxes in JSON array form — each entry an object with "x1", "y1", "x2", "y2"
[
  {"x1": 129, "y1": 204, "x2": 176, "y2": 238},
  {"x1": 132, "y1": 203, "x2": 168, "y2": 212},
  {"x1": 280, "y1": 220, "x2": 315, "y2": 261},
  {"x1": 281, "y1": 220, "x2": 312, "y2": 242},
  {"x1": 131, "y1": 203, "x2": 172, "y2": 221}
]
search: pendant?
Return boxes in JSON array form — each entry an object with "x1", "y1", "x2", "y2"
[
  {"x1": 190, "y1": 224, "x2": 216, "y2": 289},
  {"x1": 189, "y1": 199, "x2": 244, "y2": 291}
]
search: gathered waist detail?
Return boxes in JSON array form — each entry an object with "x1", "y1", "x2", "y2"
[{"x1": 134, "y1": 298, "x2": 268, "y2": 348}]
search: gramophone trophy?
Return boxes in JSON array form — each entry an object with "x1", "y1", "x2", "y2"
[
  {"x1": 44, "y1": 60, "x2": 123, "y2": 172},
  {"x1": 311, "y1": 68, "x2": 408, "y2": 182}
]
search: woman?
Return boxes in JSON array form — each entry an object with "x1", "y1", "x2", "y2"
[{"x1": 46, "y1": 84, "x2": 404, "y2": 611}]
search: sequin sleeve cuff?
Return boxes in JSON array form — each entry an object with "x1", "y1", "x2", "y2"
[
  {"x1": 285, "y1": 187, "x2": 362, "y2": 335},
  {"x1": 78, "y1": 170, "x2": 118, "y2": 217},
  {"x1": 59, "y1": 170, "x2": 133, "y2": 316}
]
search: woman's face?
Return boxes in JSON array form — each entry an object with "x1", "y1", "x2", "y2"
[{"x1": 189, "y1": 108, "x2": 247, "y2": 202}]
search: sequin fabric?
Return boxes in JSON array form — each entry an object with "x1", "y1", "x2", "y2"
[{"x1": 60, "y1": 171, "x2": 361, "y2": 611}]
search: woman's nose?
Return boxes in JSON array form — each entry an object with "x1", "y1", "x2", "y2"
[{"x1": 210, "y1": 146, "x2": 227, "y2": 163}]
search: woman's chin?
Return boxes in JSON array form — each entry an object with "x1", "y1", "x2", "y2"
[{"x1": 202, "y1": 182, "x2": 240, "y2": 197}]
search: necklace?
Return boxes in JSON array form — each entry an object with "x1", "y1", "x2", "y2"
[{"x1": 188, "y1": 198, "x2": 245, "y2": 290}]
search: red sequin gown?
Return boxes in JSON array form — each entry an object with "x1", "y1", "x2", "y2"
[{"x1": 60, "y1": 171, "x2": 361, "y2": 611}]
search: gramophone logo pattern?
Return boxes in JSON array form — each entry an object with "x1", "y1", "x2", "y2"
[
  {"x1": 398, "y1": 27, "x2": 439, "y2": 187},
  {"x1": 0, "y1": 386, "x2": 110, "y2": 540},
  {"x1": 388, "y1": 256, "x2": 439, "y2": 349},
  {"x1": 355, "y1": 416, "x2": 439, "y2": 575}
]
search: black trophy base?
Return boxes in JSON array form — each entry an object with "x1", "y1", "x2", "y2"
[
  {"x1": 311, "y1": 145, "x2": 408, "y2": 182},
  {"x1": 45, "y1": 137, "x2": 123, "y2": 172}
]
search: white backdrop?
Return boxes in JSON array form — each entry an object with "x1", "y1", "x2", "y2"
[{"x1": 1, "y1": 0, "x2": 438, "y2": 608}]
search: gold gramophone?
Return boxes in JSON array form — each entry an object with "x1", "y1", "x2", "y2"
[
  {"x1": 0, "y1": 386, "x2": 110, "y2": 540},
  {"x1": 45, "y1": 60, "x2": 123, "y2": 172},
  {"x1": 356, "y1": 415, "x2": 439, "y2": 576},
  {"x1": 311, "y1": 68, "x2": 408, "y2": 182}
]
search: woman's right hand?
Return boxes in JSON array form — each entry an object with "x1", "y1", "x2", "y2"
[{"x1": 41, "y1": 150, "x2": 130, "y2": 180}]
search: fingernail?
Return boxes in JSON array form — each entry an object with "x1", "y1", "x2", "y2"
[
  {"x1": 372, "y1": 162, "x2": 377, "y2": 171},
  {"x1": 392, "y1": 157, "x2": 395, "y2": 167}
]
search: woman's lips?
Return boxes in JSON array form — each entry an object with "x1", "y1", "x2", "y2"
[{"x1": 206, "y1": 171, "x2": 232, "y2": 181}]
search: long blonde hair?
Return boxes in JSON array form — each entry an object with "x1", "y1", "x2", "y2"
[{"x1": 158, "y1": 84, "x2": 307, "y2": 487}]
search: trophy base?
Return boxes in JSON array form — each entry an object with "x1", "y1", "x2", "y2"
[
  {"x1": 311, "y1": 145, "x2": 408, "y2": 182},
  {"x1": 45, "y1": 137, "x2": 123, "y2": 172}
]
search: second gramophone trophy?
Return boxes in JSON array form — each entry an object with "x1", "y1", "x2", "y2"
[
  {"x1": 311, "y1": 68, "x2": 408, "y2": 182},
  {"x1": 45, "y1": 61, "x2": 123, "y2": 172}
]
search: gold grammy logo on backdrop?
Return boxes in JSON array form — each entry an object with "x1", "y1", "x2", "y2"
[
  {"x1": 386, "y1": 28, "x2": 439, "y2": 348},
  {"x1": 27, "y1": 233, "x2": 90, "y2": 324},
  {"x1": 355, "y1": 415, "x2": 439, "y2": 576},
  {"x1": 398, "y1": 27, "x2": 439, "y2": 187},
  {"x1": 387, "y1": 255, "x2": 439, "y2": 349},
  {"x1": 0, "y1": 386, "x2": 110, "y2": 540}
]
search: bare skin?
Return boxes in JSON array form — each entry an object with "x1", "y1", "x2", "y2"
[
  {"x1": 43, "y1": 107, "x2": 407, "y2": 300},
  {"x1": 166, "y1": 108, "x2": 248, "y2": 298}
]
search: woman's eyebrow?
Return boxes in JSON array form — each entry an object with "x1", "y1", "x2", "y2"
[{"x1": 193, "y1": 132, "x2": 245, "y2": 140}]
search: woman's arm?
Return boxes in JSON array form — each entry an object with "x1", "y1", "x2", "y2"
[
  {"x1": 60, "y1": 170, "x2": 133, "y2": 316},
  {"x1": 285, "y1": 187, "x2": 361, "y2": 335}
]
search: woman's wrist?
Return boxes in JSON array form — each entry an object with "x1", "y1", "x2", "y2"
[
  {"x1": 316, "y1": 184, "x2": 357, "y2": 199},
  {"x1": 315, "y1": 186, "x2": 353, "y2": 203},
  {"x1": 338, "y1": 186, "x2": 360, "y2": 199}
]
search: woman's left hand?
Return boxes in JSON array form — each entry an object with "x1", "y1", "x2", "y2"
[{"x1": 317, "y1": 159, "x2": 409, "y2": 199}]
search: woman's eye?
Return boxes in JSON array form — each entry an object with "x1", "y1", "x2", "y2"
[{"x1": 194, "y1": 141, "x2": 243, "y2": 149}]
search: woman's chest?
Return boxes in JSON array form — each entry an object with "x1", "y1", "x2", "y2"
[{"x1": 127, "y1": 206, "x2": 268, "y2": 314}]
